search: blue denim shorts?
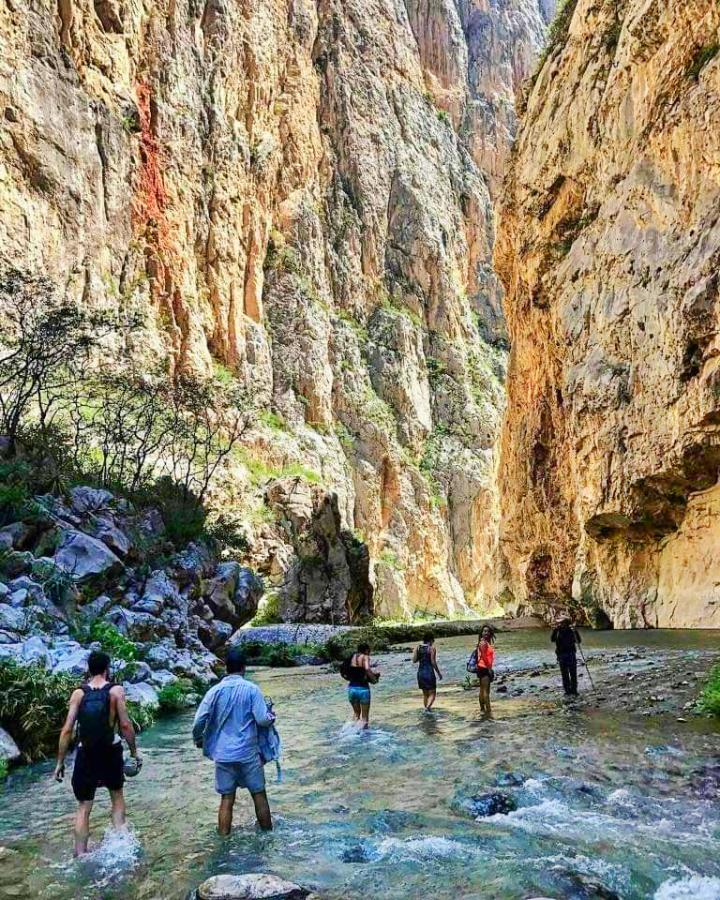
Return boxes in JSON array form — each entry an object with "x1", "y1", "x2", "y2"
[
  {"x1": 348, "y1": 685, "x2": 371, "y2": 704},
  {"x1": 215, "y1": 756, "x2": 266, "y2": 795}
]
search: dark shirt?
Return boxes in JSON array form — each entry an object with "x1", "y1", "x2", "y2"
[
  {"x1": 551, "y1": 625, "x2": 581, "y2": 655},
  {"x1": 347, "y1": 664, "x2": 370, "y2": 687}
]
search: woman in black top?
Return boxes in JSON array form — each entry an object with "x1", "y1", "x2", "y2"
[
  {"x1": 412, "y1": 632, "x2": 443, "y2": 710},
  {"x1": 345, "y1": 642, "x2": 379, "y2": 728}
]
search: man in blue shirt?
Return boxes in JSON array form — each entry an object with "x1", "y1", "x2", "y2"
[{"x1": 192, "y1": 647, "x2": 275, "y2": 832}]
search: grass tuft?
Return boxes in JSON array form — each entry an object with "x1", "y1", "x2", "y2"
[{"x1": 698, "y1": 664, "x2": 720, "y2": 716}]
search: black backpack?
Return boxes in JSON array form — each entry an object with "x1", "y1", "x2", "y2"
[
  {"x1": 77, "y1": 683, "x2": 115, "y2": 748},
  {"x1": 340, "y1": 657, "x2": 352, "y2": 682}
]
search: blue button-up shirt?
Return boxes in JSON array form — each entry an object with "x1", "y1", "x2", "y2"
[{"x1": 192, "y1": 674, "x2": 274, "y2": 764}]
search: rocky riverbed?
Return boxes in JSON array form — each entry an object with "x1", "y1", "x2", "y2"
[{"x1": 0, "y1": 629, "x2": 717, "y2": 900}]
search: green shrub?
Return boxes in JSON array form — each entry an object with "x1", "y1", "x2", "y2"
[
  {"x1": 203, "y1": 514, "x2": 250, "y2": 557},
  {"x1": 157, "y1": 678, "x2": 194, "y2": 713},
  {"x1": 258, "y1": 409, "x2": 287, "y2": 432},
  {"x1": 0, "y1": 758, "x2": 8, "y2": 781},
  {"x1": 241, "y1": 641, "x2": 329, "y2": 667},
  {"x1": 88, "y1": 621, "x2": 138, "y2": 662},
  {"x1": 250, "y1": 590, "x2": 282, "y2": 626},
  {"x1": 0, "y1": 659, "x2": 79, "y2": 760},
  {"x1": 32, "y1": 559, "x2": 75, "y2": 604},
  {"x1": 530, "y1": 0, "x2": 579, "y2": 87},
  {"x1": 132, "y1": 476, "x2": 207, "y2": 547},
  {"x1": 698, "y1": 664, "x2": 720, "y2": 716},
  {"x1": 126, "y1": 700, "x2": 156, "y2": 733},
  {"x1": 0, "y1": 460, "x2": 32, "y2": 526},
  {"x1": 282, "y1": 463, "x2": 321, "y2": 484}
]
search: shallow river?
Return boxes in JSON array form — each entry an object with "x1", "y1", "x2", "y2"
[{"x1": 1, "y1": 630, "x2": 719, "y2": 900}]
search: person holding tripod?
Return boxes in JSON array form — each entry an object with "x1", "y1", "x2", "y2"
[{"x1": 551, "y1": 615, "x2": 583, "y2": 696}]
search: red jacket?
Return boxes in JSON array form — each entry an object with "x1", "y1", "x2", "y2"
[{"x1": 477, "y1": 641, "x2": 495, "y2": 669}]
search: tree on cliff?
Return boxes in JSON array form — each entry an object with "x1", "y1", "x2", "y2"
[
  {"x1": 0, "y1": 267, "x2": 137, "y2": 456},
  {"x1": 0, "y1": 265, "x2": 250, "y2": 546}
]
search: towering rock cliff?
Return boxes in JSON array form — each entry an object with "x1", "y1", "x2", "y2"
[
  {"x1": 497, "y1": 0, "x2": 720, "y2": 627},
  {"x1": 0, "y1": 0, "x2": 550, "y2": 620}
]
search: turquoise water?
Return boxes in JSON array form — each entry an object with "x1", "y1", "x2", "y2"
[{"x1": 1, "y1": 629, "x2": 719, "y2": 899}]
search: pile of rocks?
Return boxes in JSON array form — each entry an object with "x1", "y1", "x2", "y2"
[{"x1": 0, "y1": 486, "x2": 264, "y2": 705}]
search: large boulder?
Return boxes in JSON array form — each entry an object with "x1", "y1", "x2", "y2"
[
  {"x1": 0, "y1": 522, "x2": 31, "y2": 551},
  {"x1": 125, "y1": 661, "x2": 154, "y2": 684},
  {"x1": 50, "y1": 641, "x2": 90, "y2": 676},
  {"x1": 0, "y1": 635, "x2": 51, "y2": 666},
  {"x1": 8, "y1": 576, "x2": 47, "y2": 604},
  {"x1": 196, "y1": 874, "x2": 310, "y2": 900},
  {"x1": 265, "y1": 479, "x2": 373, "y2": 625},
  {"x1": 123, "y1": 681, "x2": 160, "y2": 710},
  {"x1": 203, "y1": 563, "x2": 263, "y2": 629},
  {"x1": 0, "y1": 726, "x2": 21, "y2": 765},
  {"x1": 75, "y1": 594, "x2": 114, "y2": 624},
  {"x1": 90, "y1": 515, "x2": 132, "y2": 557},
  {"x1": 68, "y1": 486, "x2": 115, "y2": 516},
  {"x1": 54, "y1": 530, "x2": 123, "y2": 581},
  {"x1": 135, "y1": 571, "x2": 182, "y2": 615},
  {"x1": 196, "y1": 617, "x2": 233, "y2": 651},
  {"x1": 171, "y1": 542, "x2": 214, "y2": 586},
  {"x1": 143, "y1": 642, "x2": 176, "y2": 671},
  {"x1": 0, "y1": 604, "x2": 27, "y2": 634},
  {"x1": 105, "y1": 607, "x2": 170, "y2": 642},
  {"x1": 147, "y1": 668, "x2": 178, "y2": 689}
]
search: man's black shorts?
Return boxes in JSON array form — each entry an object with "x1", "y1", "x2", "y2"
[{"x1": 71, "y1": 742, "x2": 124, "y2": 802}]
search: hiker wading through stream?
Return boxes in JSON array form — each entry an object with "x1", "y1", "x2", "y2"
[
  {"x1": 192, "y1": 647, "x2": 275, "y2": 833},
  {"x1": 412, "y1": 631, "x2": 443, "y2": 710},
  {"x1": 54, "y1": 651, "x2": 141, "y2": 856},
  {"x1": 341, "y1": 641, "x2": 380, "y2": 728},
  {"x1": 469, "y1": 625, "x2": 496, "y2": 718},
  {"x1": 551, "y1": 615, "x2": 582, "y2": 696}
]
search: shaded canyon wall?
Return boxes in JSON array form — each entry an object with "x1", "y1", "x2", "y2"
[{"x1": 496, "y1": 0, "x2": 720, "y2": 627}]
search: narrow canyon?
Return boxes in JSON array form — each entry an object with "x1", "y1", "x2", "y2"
[{"x1": 1, "y1": 0, "x2": 719, "y2": 628}]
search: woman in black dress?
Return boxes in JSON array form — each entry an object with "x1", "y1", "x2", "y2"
[{"x1": 412, "y1": 632, "x2": 443, "y2": 710}]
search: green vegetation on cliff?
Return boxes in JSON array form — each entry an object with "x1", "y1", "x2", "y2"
[{"x1": 0, "y1": 266, "x2": 251, "y2": 555}]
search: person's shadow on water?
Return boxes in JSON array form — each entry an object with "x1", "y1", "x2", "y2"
[{"x1": 417, "y1": 709, "x2": 442, "y2": 737}]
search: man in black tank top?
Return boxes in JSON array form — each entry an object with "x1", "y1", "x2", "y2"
[{"x1": 54, "y1": 651, "x2": 142, "y2": 856}]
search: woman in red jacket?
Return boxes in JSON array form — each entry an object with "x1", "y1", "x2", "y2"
[{"x1": 475, "y1": 625, "x2": 496, "y2": 717}]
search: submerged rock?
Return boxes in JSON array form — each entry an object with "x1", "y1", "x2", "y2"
[
  {"x1": 467, "y1": 791, "x2": 518, "y2": 817},
  {"x1": 340, "y1": 844, "x2": 374, "y2": 863},
  {"x1": 495, "y1": 771, "x2": 526, "y2": 787},
  {"x1": 196, "y1": 873, "x2": 310, "y2": 900}
]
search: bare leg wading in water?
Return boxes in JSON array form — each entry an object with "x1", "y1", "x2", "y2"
[
  {"x1": 193, "y1": 648, "x2": 275, "y2": 834},
  {"x1": 54, "y1": 650, "x2": 141, "y2": 856}
]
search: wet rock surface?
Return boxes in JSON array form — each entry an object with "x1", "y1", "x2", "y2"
[
  {"x1": 466, "y1": 791, "x2": 518, "y2": 817},
  {"x1": 195, "y1": 874, "x2": 310, "y2": 900}
]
